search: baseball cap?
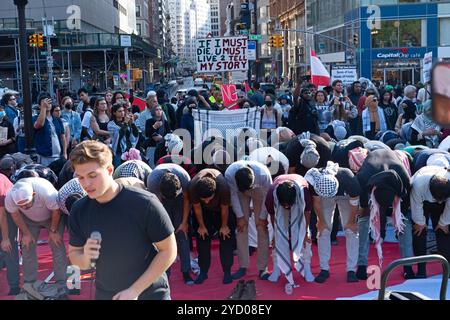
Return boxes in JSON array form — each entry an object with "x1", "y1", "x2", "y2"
[{"x1": 11, "y1": 181, "x2": 34, "y2": 206}]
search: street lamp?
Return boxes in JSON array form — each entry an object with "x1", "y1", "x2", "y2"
[{"x1": 14, "y1": 0, "x2": 35, "y2": 157}]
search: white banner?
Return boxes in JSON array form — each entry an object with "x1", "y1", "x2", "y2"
[
  {"x1": 331, "y1": 65, "x2": 358, "y2": 86},
  {"x1": 423, "y1": 51, "x2": 433, "y2": 83},
  {"x1": 196, "y1": 37, "x2": 249, "y2": 73},
  {"x1": 193, "y1": 107, "x2": 260, "y2": 147}
]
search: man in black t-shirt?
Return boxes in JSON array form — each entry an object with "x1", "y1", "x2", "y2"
[{"x1": 68, "y1": 141, "x2": 176, "y2": 300}]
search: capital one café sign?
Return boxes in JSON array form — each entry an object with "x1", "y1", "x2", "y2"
[{"x1": 376, "y1": 48, "x2": 423, "y2": 59}]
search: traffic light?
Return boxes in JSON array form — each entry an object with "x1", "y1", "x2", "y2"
[
  {"x1": 37, "y1": 34, "x2": 44, "y2": 48},
  {"x1": 276, "y1": 34, "x2": 284, "y2": 48},
  {"x1": 268, "y1": 35, "x2": 276, "y2": 48},
  {"x1": 353, "y1": 33, "x2": 359, "y2": 46},
  {"x1": 28, "y1": 33, "x2": 38, "y2": 47}
]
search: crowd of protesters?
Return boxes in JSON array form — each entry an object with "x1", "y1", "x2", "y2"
[{"x1": 0, "y1": 75, "x2": 449, "y2": 300}]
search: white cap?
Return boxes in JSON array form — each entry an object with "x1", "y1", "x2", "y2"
[{"x1": 11, "y1": 181, "x2": 34, "y2": 205}]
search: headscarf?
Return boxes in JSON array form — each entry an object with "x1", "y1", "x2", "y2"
[
  {"x1": 300, "y1": 139, "x2": 320, "y2": 169},
  {"x1": 348, "y1": 147, "x2": 369, "y2": 173},
  {"x1": 411, "y1": 100, "x2": 440, "y2": 148},
  {"x1": 304, "y1": 161, "x2": 340, "y2": 198}
]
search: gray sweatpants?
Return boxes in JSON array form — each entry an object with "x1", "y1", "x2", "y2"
[
  {"x1": 318, "y1": 196, "x2": 359, "y2": 272},
  {"x1": 21, "y1": 215, "x2": 68, "y2": 286},
  {"x1": 0, "y1": 212, "x2": 20, "y2": 290}
]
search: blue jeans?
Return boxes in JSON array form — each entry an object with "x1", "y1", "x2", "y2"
[
  {"x1": 357, "y1": 211, "x2": 414, "y2": 266},
  {"x1": 0, "y1": 213, "x2": 20, "y2": 290}
]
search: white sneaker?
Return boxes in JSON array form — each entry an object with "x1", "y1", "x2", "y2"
[
  {"x1": 268, "y1": 266, "x2": 280, "y2": 282},
  {"x1": 301, "y1": 263, "x2": 315, "y2": 282}
]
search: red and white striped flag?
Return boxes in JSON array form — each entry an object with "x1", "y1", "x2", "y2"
[{"x1": 310, "y1": 48, "x2": 330, "y2": 89}]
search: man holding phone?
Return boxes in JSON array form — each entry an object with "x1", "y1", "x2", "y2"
[{"x1": 33, "y1": 94, "x2": 67, "y2": 166}]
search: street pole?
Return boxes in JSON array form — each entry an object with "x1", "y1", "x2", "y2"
[
  {"x1": 14, "y1": 0, "x2": 35, "y2": 156},
  {"x1": 253, "y1": 0, "x2": 259, "y2": 82}
]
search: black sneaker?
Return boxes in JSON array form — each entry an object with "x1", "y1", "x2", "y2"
[
  {"x1": 227, "y1": 280, "x2": 245, "y2": 300},
  {"x1": 240, "y1": 280, "x2": 256, "y2": 300},
  {"x1": 223, "y1": 271, "x2": 233, "y2": 284},
  {"x1": 194, "y1": 273, "x2": 208, "y2": 285},
  {"x1": 259, "y1": 269, "x2": 271, "y2": 281},
  {"x1": 314, "y1": 270, "x2": 330, "y2": 283},
  {"x1": 347, "y1": 271, "x2": 359, "y2": 283},
  {"x1": 403, "y1": 266, "x2": 416, "y2": 280},
  {"x1": 356, "y1": 265, "x2": 368, "y2": 280},
  {"x1": 183, "y1": 272, "x2": 194, "y2": 285},
  {"x1": 231, "y1": 267, "x2": 246, "y2": 280},
  {"x1": 416, "y1": 263, "x2": 427, "y2": 279},
  {"x1": 8, "y1": 287, "x2": 21, "y2": 296}
]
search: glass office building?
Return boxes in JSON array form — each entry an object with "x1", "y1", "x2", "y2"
[{"x1": 307, "y1": 0, "x2": 450, "y2": 85}]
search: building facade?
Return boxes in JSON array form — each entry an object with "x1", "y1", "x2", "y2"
[
  {"x1": 208, "y1": 0, "x2": 221, "y2": 37},
  {"x1": 307, "y1": 0, "x2": 450, "y2": 85},
  {"x1": 0, "y1": 0, "x2": 158, "y2": 95},
  {"x1": 270, "y1": 0, "x2": 306, "y2": 82}
]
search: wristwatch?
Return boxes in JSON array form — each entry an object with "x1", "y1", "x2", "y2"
[{"x1": 49, "y1": 228, "x2": 58, "y2": 234}]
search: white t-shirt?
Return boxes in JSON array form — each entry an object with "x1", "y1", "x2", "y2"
[
  {"x1": 81, "y1": 109, "x2": 94, "y2": 138},
  {"x1": 47, "y1": 116, "x2": 61, "y2": 157},
  {"x1": 5, "y1": 177, "x2": 60, "y2": 222}
]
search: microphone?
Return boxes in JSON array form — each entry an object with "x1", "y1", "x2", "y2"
[{"x1": 90, "y1": 231, "x2": 102, "y2": 269}]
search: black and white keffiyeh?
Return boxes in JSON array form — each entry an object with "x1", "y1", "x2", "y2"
[
  {"x1": 113, "y1": 160, "x2": 152, "y2": 185},
  {"x1": 305, "y1": 161, "x2": 340, "y2": 198},
  {"x1": 57, "y1": 178, "x2": 87, "y2": 215}
]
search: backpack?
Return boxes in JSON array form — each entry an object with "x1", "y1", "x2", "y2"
[{"x1": 15, "y1": 281, "x2": 68, "y2": 300}]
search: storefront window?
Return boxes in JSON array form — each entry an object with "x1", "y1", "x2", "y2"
[{"x1": 372, "y1": 19, "x2": 422, "y2": 48}]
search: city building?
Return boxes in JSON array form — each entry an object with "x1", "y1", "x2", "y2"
[
  {"x1": 208, "y1": 0, "x2": 221, "y2": 37},
  {"x1": 306, "y1": 0, "x2": 450, "y2": 86},
  {"x1": 168, "y1": 0, "x2": 211, "y2": 71},
  {"x1": 270, "y1": 0, "x2": 307, "y2": 82},
  {"x1": 0, "y1": 0, "x2": 158, "y2": 96}
]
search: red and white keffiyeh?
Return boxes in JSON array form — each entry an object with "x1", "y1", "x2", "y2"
[{"x1": 369, "y1": 188, "x2": 406, "y2": 267}]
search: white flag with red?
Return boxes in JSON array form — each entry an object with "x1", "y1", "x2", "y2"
[{"x1": 310, "y1": 48, "x2": 330, "y2": 89}]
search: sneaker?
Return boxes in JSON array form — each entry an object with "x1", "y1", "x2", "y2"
[
  {"x1": 227, "y1": 280, "x2": 245, "y2": 300},
  {"x1": 240, "y1": 280, "x2": 256, "y2": 300},
  {"x1": 314, "y1": 270, "x2": 330, "y2": 283},
  {"x1": 403, "y1": 266, "x2": 416, "y2": 280},
  {"x1": 223, "y1": 272, "x2": 233, "y2": 284},
  {"x1": 259, "y1": 269, "x2": 271, "y2": 281},
  {"x1": 194, "y1": 273, "x2": 208, "y2": 285},
  {"x1": 356, "y1": 265, "x2": 368, "y2": 280},
  {"x1": 183, "y1": 272, "x2": 194, "y2": 285},
  {"x1": 231, "y1": 267, "x2": 246, "y2": 280},
  {"x1": 8, "y1": 287, "x2": 21, "y2": 296},
  {"x1": 347, "y1": 271, "x2": 359, "y2": 283},
  {"x1": 416, "y1": 264, "x2": 427, "y2": 279}
]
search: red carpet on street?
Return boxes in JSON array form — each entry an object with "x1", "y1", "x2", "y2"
[{"x1": 0, "y1": 233, "x2": 443, "y2": 300}]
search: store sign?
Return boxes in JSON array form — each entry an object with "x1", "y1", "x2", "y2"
[
  {"x1": 248, "y1": 41, "x2": 256, "y2": 61},
  {"x1": 373, "y1": 48, "x2": 426, "y2": 60}
]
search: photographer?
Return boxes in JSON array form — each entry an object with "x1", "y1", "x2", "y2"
[{"x1": 33, "y1": 93, "x2": 67, "y2": 166}]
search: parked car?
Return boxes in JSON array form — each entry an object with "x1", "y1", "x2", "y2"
[
  {"x1": 168, "y1": 80, "x2": 177, "y2": 86},
  {"x1": 194, "y1": 78, "x2": 204, "y2": 87}
]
